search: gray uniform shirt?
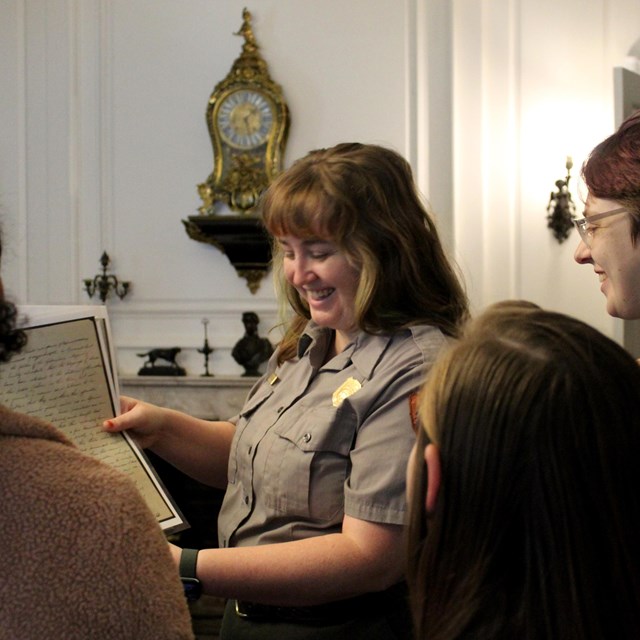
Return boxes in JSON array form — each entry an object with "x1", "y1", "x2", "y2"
[{"x1": 218, "y1": 321, "x2": 448, "y2": 548}]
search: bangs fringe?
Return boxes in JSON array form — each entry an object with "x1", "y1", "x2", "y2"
[{"x1": 263, "y1": 182, "x2": 328, "y2": 237}]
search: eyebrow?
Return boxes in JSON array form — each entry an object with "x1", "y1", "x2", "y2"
[{"x1": 278, "y1": 237, "x2": 332, "y2": 247}]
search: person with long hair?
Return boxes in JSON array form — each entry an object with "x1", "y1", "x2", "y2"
[
  {"x1": 574, "y1": 109, "x2": 640, "y2": 318},
  {"x1": 406, "y1": 303, "x2": 640, "y2": 639},
  {"x1": 105, "y1": 142, "x2": 468, "y2": 638},
  {"x1": 0, "y1": 235, "x2": 194, "y2": 639}
]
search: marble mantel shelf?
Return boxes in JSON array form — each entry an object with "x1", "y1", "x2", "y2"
[{"x1": 119, "y1": 375, "x2": 255, "y2": 420}]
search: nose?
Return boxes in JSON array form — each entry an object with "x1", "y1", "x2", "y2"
[
  {"x1": 286, "y1": 255, "x2": 314, "y2": 287},
  {"x1": 573, "y1": 238, "x2": 593, "y2": 265}
]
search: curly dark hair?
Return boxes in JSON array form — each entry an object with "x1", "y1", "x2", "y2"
[{"x1": 0, "y1": 298, "x2": 27, "y2": 362}]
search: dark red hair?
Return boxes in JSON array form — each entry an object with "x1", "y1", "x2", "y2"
[{"x1": 582, "y1": 109, "x2": 640, "y2": 240}]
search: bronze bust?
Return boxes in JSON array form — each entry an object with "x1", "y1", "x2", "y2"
[{"x1": 232, "y1": 312, "x2": 273, "y2": 377}]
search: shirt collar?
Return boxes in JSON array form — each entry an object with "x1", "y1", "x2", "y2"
[
  {"x1": 349, "y1": 332, "x2": 393, "y2": 379},
  {"x1": 297, "y1": 322, "x2": 334, "y2": 369},
  {"x1": 296, "y1": 322, "x2": 393, "y2": 380}
]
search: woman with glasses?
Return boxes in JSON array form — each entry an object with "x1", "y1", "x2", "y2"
[
  {"x1": 574, "y1": 109, "x2": 640, "y2": 319},
  {"x1": 406, "y1": 302, "x2": 640, "y2": 639}
]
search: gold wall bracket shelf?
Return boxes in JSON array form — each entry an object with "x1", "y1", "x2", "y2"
[{"x1": 183, "y1": 215, "x2": 271, "y2": 294}]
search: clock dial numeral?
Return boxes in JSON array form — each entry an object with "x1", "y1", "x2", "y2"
[{"x1": 217, "y1": 90, "x2": 274, "y2": 149}]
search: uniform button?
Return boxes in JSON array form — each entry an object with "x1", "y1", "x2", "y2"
[
  {"x1": 244, "y1": 495, "x2": 249, "y2": 505},
  {"x1": 248, "y1": 445, "x2": 252, "y2": 455},
  {"x1": 302, "y1": 433, "x2": 312, "y2": 443},
  {"x1": 277, "y1": 406, "x2": 284, "y2": 413}
]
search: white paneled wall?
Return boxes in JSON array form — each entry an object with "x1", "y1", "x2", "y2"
[
  {"x1": 452, "y1": 0, "x2": 640, "y2": 348},
  {"x1": 1, "y1": 0, "x2": 425, "y2": 375},
  {"x1": 2, "y1": 0, "x2": 640, "y2": 376}
]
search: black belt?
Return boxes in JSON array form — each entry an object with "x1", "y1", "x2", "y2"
[{"x1": 234, "y1": 582, "x2": 408, "y2": 625}]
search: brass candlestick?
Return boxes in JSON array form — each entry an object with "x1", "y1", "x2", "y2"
[{"x1": 197, "y1": 318, "x2": 214, "y2": 377}]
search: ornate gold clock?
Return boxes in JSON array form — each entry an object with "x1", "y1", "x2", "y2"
[
  {"x1": 199, "y1": 8, "x2": 289, "y2": 214},
  {"x1": 184, "y1": 8, "x2": 289, "y2": 294},
  {"x1": 217, "y1": 89, "x2": 274, "y2": 150}
]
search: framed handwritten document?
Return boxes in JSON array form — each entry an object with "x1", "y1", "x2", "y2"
[{"x1": 0, "y1": 305, "x2": 186, "y2": 534}]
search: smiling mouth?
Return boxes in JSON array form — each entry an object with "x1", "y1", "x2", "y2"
[{"x1": 305, "y1": 287, "x2": 335, "y2": 302}]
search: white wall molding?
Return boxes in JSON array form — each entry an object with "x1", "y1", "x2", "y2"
[
  {"x1": 5, "y1": 0, "x2": 640, "y2": 376},
  {"x1": 419, "y1": 0, "x2": 455, "y2": 250},
  {"x1": 0, "y1": 1, "x2": 29, "y2": 299},
  {"x1": 74, "y1": 0, "x2": 113, "y2": 286}
]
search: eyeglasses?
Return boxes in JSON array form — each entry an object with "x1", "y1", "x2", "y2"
[{"x1": 574, "y1": 206, "x2": 628, "y2": 248}]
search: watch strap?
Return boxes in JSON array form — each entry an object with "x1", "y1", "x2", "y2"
[{"x1": 179, "y1": 548, "x2": 199, "y2": 580}]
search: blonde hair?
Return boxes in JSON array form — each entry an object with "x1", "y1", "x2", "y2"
[{"x1": 407, "y1": 302, "x2": 640, "y2": 638}]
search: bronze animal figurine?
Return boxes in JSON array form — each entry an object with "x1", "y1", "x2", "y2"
[{"x1": 137, "y1": 347, "x2": 182, "y2": 368}]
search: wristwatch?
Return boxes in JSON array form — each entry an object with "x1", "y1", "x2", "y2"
[{"x1": 179, "y1": 548, "x2": 202, "y2": 602}]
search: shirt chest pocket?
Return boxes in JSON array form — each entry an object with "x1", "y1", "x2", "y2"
[{"x1": 261, "y1": 405, "x2": 357, "y2": 523}]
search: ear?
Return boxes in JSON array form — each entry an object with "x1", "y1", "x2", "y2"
[{"x1": 424, "y1": 443, "x2": 441, "y2": 515}]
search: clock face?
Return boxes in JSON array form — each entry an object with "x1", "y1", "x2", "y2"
[{"x1": 217, "y1": 89, "x2": 275, "y2": 150}]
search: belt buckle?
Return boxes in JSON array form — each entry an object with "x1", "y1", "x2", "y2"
[{"x1": 235, "y1": 600, "x2": 249, "y2": 619}]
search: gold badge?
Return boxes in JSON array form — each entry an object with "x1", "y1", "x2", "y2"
[
  {"x1": 332, "y1": 377, "x2": 362, "y2": 407},
  {"x1": 268, "y1": 373, "x2": 280, "y2": 386}
]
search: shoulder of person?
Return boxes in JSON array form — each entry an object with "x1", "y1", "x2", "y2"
[
  {"x1": 355, "y1": 325, "x2": 448, "y2": 378},
  {"x1": 389, "y1": 324, "x2": 450, "y2": 362}
]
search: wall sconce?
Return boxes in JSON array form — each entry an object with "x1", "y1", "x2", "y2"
[
  {"x1": 83, "y1": 252, "x2": 131, "y2": 303},
  {"x1": 546, "y1": 156, "x2": 577, "y2": 243}
]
